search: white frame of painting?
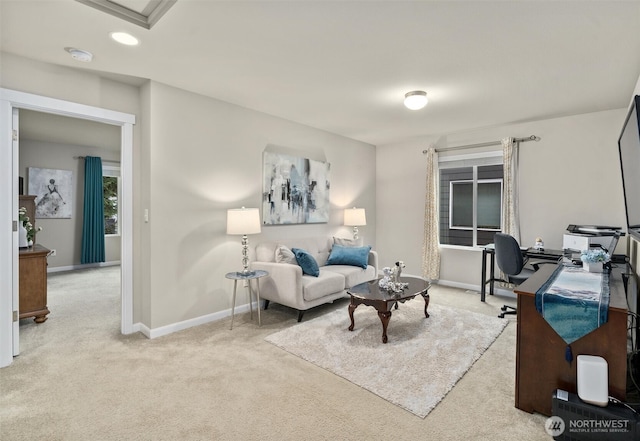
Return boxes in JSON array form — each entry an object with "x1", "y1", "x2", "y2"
[
  {"x1": 28, "y1": 167, "x2": 73, "y2": 219},
  {"x1": 262, "y1": 151, "x2": 330, "y2": 225}
]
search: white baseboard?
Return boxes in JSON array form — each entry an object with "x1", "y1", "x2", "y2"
[
  {"x1": 125, "y1": 276, "x2": 514, "y2": 341},
  {"x1": 48, "y1": 261, "x2": 121, "y2": 273},
  {"x1": 436, "y1": 279, "x2": 516, "y2": 299},
  {"x1": 377, "y1": 272, "x2": 516, "y2": 298},
  {"x1": 136, "y1": 301, "x2": 259, "y2": 339},
  {"x1": 128, "y1": 322, "x2": 143, "y2": 335}
]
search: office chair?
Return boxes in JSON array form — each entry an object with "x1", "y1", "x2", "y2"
[{"x1": 494, "y1": 233, "x2": 543, "y2": 318}]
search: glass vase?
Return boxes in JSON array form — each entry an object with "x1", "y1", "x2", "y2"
[{"x1": 18, "y1": 222, "x2": 28, "y2": 248}]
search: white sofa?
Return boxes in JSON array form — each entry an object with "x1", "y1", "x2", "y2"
[{"x1": 252, "y1": 237, "x2": 378, "y2": 321}]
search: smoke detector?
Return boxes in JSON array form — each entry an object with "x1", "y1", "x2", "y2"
[{"x1": 64, "y1": 47, "x2": 93, "y2": 62}]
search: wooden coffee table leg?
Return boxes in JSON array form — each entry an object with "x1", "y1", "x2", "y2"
[
  {"x1": 422, "y1": 293, "x2": 430, "y2": 318},
  {"x1": 348, "y1": 303, "x2": 358, "y2": 331},
  {"x1": 377, "y1": 310, "x2": 392, "y2": 343}
]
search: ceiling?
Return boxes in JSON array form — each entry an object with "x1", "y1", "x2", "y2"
[{"x1": 2, "y1": 1, "x2": 640, "y2": 147}]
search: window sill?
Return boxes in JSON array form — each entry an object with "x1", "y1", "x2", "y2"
[{"x1": 440, "y1": 244, "x2": 485, "y2": 252}]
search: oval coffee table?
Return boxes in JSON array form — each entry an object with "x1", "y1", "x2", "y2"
[{"x1": 347, "y1": 276, "x2": 431, "y2": 343}]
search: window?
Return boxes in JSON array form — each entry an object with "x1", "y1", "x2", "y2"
[
  {"x1": 450, "y1": 180, "x2": 502, "y2": 229},
  {"x1": 103, "y1": 165, "x2": 120, "y2": 236},
  {"x1": 439, "y1": 152, "x2": 503, "y2": 247}
]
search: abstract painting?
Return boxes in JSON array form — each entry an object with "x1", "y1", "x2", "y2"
[
  {"x1": 28, "y1": 167, "x2": 73, "y2": 218},
  {"x1": 262, "y1": 152, "x2": 330, "y2": 224}
]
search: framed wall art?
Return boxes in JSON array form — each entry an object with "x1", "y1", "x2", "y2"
[
  {"x1": 262, "y1": 151, "x2": 330, "y2": 225},
  {"x1": 28, "y1": 167, "x2": 73, "y2": 218}
]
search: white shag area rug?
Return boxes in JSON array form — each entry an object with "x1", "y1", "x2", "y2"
[{"x1": 265, "y1": 300, "x2": 508, "y2": 418}]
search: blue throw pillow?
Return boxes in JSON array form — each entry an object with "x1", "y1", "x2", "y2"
[
  {"x1": 291, "y1": 248, "x2": 320, "y2": 277},
  {"x1": 326, "y1": 245, "x2": 371, "y2": 269}
]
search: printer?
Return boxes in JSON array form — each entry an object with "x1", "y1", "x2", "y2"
[{"x1": 562, "y1": 225, "x2": 624, "y2": 253}]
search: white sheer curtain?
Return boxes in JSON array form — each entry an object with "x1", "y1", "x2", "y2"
[
  {"x1": 501, "y1": 137, "x2": 520, "y2": 242},
  {"x1": 422, "y1": 147, "x2": 440, "y2": 280}
]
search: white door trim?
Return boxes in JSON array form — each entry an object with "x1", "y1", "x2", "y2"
[
  {"x1": 11, "y1": 108, "x2": 19, "y2": 355},
  {"x1": 0, "y1": 88, "x2": 136, "y2": 367}
]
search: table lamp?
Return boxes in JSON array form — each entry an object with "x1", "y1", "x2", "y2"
[
  {"x1": 227, "y1": 207, "x2": 261, "y2": 275},
  {"x1": 344, "y1": 207, "x2": 366, "y2": 240}
]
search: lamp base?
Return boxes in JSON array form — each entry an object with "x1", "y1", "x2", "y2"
[{"x1": 240, "y1": 235, "x2": 255, "y2": 276}]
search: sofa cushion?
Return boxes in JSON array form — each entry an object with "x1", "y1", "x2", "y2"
[
  {"x1": 325, "y1": 265, "x2": 377, "y2": 289},
  {"x1": 257, "y1": 238, "x2": 332, "y2": 266},
  {"x1": 275, "y1": 245, "x2": 296, "y2": 264},
  {"x1": 292, "y1": 248, "x2": 320, "y2": 277},
  {"x1": 333, "y1": 236, "x2": 362, "y2": 247},
  {"x1": 302, "y1": 270, "x2": 346, "y2": 302},
  {"x1": 326, "y1": 245, "x2": 371, "y2": 269}
]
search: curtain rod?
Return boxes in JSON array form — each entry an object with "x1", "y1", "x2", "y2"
[
  {"x1": 422, "y1": 135, "x2": 540, "y2": 154},
  {"x1": 74, "y1": 156, "x2": 120, "y2": 164}
]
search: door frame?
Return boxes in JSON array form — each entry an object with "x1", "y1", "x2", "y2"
[{"x1": 0, "y1": 88, "x2": 136, "y2": 367}]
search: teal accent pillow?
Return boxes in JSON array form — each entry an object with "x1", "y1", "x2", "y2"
[
  {"x1": 326, "y1": 245, "x2": 371, "y2": 269},
  {"x1": 291, "y1": 248, "x2": 320, "y2": 277}
]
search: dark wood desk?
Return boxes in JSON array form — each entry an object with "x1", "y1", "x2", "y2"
[
  {"x1": 513, "y1": 264, "x2": 627, "y2": 416},
  {"x1": 479, "y1": 245, "x2": 564, "y2": 301}
]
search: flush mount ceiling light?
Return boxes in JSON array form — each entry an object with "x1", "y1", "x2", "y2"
[
  {"x1": 404, "y1": 90, "x2": 428, "y2": 110},
  {"x1": 110, "y1": 31, "x2": 139, "y2": 46},
  {"x1": 64, "y1": 47, "x2": 93, "y2": 62}
]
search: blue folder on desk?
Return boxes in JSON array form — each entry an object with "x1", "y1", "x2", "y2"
[{"x1": 535, "y1": 265, "x2": 610, "y2": 344}]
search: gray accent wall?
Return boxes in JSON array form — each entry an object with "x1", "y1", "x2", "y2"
[{"x1": 18, "y1": 139, "x2": 121, "y2": 268}]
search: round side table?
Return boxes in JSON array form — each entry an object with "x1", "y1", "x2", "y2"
[{"x1": 225, "y1": 270, "x2": 268, "y2": 330}]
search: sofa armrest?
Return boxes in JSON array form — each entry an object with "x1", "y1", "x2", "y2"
[
  {"x1": 368, "y1": 250, "x2": 379, "y2": 276},
  {"x1": 251, "y1": 261, "x2": 305, "y2": 308}
]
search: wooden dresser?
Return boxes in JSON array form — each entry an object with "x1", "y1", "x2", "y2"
[
  {"x1": 19, "y1": 245, "x2": 51, "y2": 323},
  {"x1": 18, "y1": 195, "x2": 50, "y2": 323}
]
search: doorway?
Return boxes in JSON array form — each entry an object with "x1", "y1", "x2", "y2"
[
  {"x1": 0, "y1": 88, "x2": 135, "y2": 367},
  {"x1": 18, "y1": 109, "x2": 123, "y2": 345}
]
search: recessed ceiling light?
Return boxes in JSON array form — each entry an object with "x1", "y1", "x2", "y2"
[
  {"x1": 64, "y1": 47, "x2": 93, "y2": 62},
  {"x1": 110, "y1": 31, "x2": 139, "y2": 46},
  {"x1": 404, "y1": 91, "x2": 428, "y2": 110}
]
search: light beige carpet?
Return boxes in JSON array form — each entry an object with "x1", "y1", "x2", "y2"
[
  {"x1": 265, "y1": 299, "x2": 508, "y2": 418},
  {"x1": 2, "y1": 268, "x2": 553, "y2": 440}
]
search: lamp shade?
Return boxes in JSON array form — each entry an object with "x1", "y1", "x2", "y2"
[
  {"x1": 344, "y1": 208, "x2": 366, "y2": 226},
  {"x1": 226, "y1": 207, "x2": 261, "y2": 235},
  {"x1": 404, "y1": 90, "x2": 428, "y2": 110}
]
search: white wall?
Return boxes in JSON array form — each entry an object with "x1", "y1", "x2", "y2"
[
  {"x1": 376, "y1": 109, "x2": 627, "y2": 290},
  {"x1": 0, "y1": 53, "x2": 141, "y2": 116},
  {"x1": 1, "y1": 52, "x2": 144, "y2": 321},
  {"x1": 3, "y1": 49, "x2": 635, "y2": 333},
  {"x1": 143, "y1": 81, "x2": 376, "y2": 328},
  {"x1": 1, "y1": 54, "x2": 377, "y2": 331},
  {"x1": 19, "y1": 139, "x2": 121, "y2": 268}
]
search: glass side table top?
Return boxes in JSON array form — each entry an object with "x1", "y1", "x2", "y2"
[{"x1": 225, "y1": 270, "x2": 268, "y2": 280}]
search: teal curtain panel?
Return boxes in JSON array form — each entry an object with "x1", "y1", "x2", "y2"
[{"x1": 81, "y1": 156, "x2": 105, "y2": 264}]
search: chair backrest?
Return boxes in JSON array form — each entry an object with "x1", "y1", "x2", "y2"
[
  {"x1": 494, "y1": 233, "x2": 524, "y2": 276},
  {"x1": 605, "y1": 231, "x2": 621, "y2": 254}
]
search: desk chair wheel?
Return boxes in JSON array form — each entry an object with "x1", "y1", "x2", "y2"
[{"x1": 498, "y1": 305, "x2": 516, "y2": 318}]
